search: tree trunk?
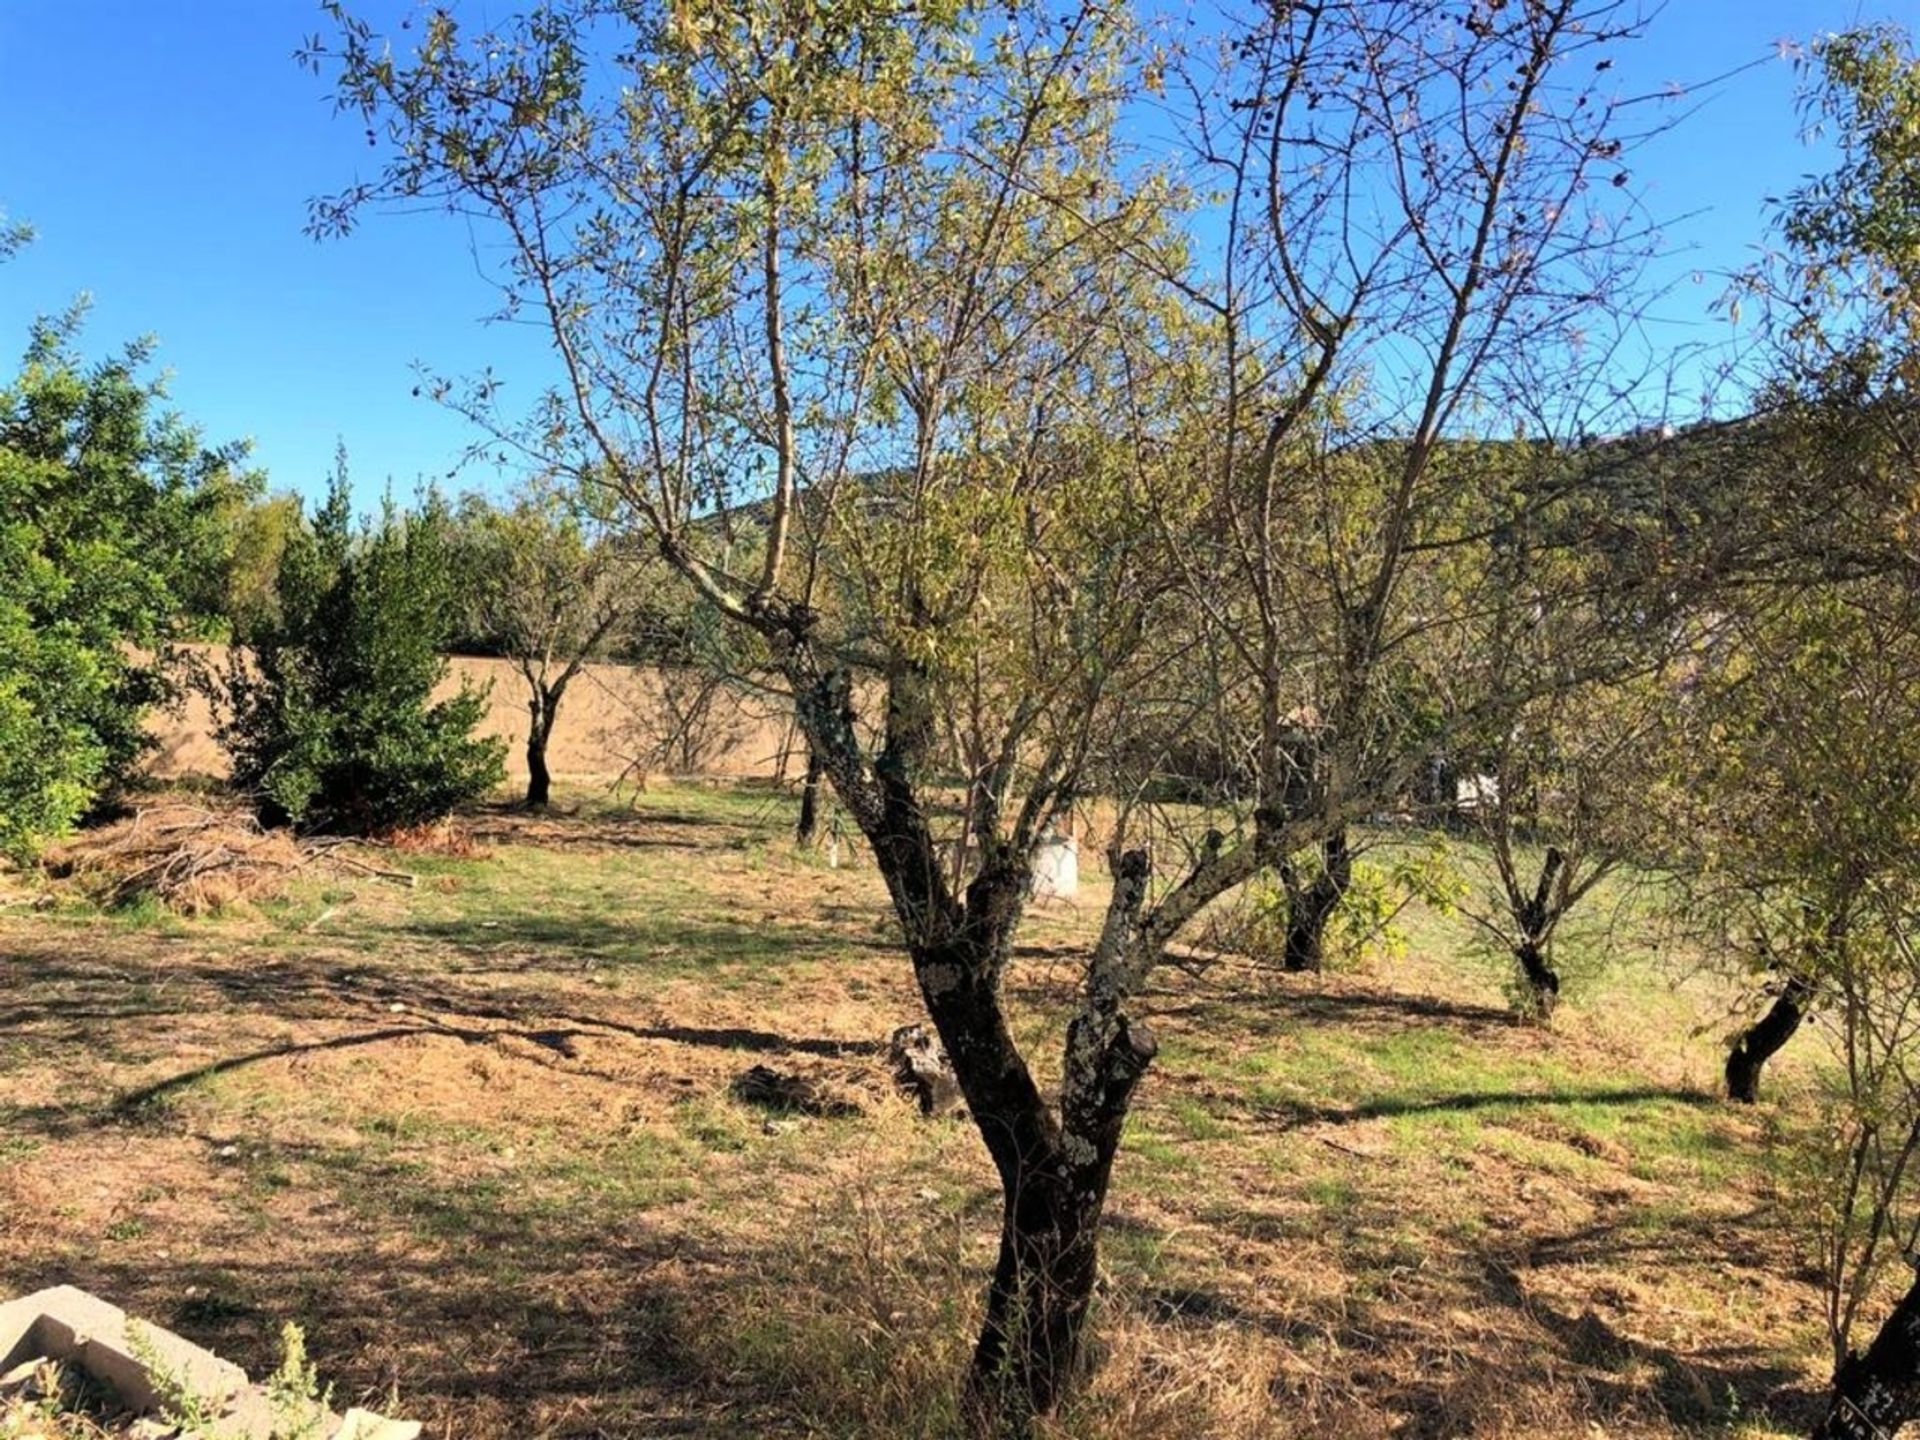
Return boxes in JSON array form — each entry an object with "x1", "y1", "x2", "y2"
[
  {"x1": 899, "y1": 881, "x2": 1154, "y2": 1435},
  {"x1": 783, "y1": 656, "x2": 1155, "y2": 1433},
  {"x1": 965, "y1": 1155, "x2": 1102, "y2": 1433},
  {"x1": 1813, "y1": 1268, "x2": 1920, "y2": 1439},
  {"x1": 1436, "y1": 758, "x2": 1464, "y2": 830},
  {"x1": 957, "y1": 1006, "x2": 1155, "y2": 1437},
  {"x1": 795, "y1": 747, "x2": 824, "y2": 846},
  {"x1": 1726, "y1": 972, "x2": 1814, "y2": 1103},
  {"x1": 525, "y1": 696, "x2": 556, "y2": 810},
  {"x1": 1514, "y1": 847, "x2": 1564, "y2": 1019},
  {"x1": 1515, "y1": 940, "x2": 1560, "y2": 1018},
  {"x1": 908, "y1": 929, "x2": 1089, "y2": 1435},
  {"x1": 1283, "y1": 829, "x2": 1352, "y2": 973}
]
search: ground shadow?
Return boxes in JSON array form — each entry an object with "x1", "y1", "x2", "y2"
[
  {"x1": 46, "y1": 1197, "x2": 785, "y2": 1437},
  {"x1": 1259, "y1": 1084, "x2": 1714, "y2": 1131},
  {"x1": 1463, "y1": 1250, "x2": 1819, "y2": 1435},
  {"x1": 1143, "y1": 985, "x2": 1517, "y2": 1039},
  {"x1": 390, "y1": 909, "x2": 898, "y2": 977}
]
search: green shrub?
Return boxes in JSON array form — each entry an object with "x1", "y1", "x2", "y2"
[
  {"x1": 0, "y1": 303, "x2": 256, "y2": 859},
  {"x1": 219, "y1": 459, "x2": 504, "y2": 832},
  {"x1": 1232, "y1": 836, "x2": 1462, "y2": 972}
]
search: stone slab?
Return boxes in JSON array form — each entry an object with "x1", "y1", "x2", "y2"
[{"x1": 0, "y1": 1291, "x2": 45, "y2": 1373}]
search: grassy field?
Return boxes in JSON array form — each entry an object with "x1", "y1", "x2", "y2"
[{"x1": 0, "y1": 783, "x2": 1831, "y2": 1438}]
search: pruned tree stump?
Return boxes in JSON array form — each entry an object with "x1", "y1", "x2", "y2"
[{"x1": 889, "y1": 1023, "x2": 963, "y2": 1116}]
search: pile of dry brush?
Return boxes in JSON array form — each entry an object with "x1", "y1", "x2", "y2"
[{"x1": 42, "y1": 803, "x2": 426, "y2": 915}]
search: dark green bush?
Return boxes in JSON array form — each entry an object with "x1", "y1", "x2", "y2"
[
  {"x1": 0, "y1": 304, "x2": 257, "y2": 859},
  {"x1": 219, "y1": 462, "x2": 504, "y2": 832}
]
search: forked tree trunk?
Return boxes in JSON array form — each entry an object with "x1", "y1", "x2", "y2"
[
  {"x1": 786, "y1": 660, "x2": 1158, "y2": 1434},
  {"x1": 1814, "y1": 1268, "x2": 1920, "y2": 1439},
  {"x1": 907, "y1": 867, "x2": 1156, "y2": 1435},
  {"x1": 1726, "y1": 971, "x2": 1814, "y2": 1103},
  {"x1": 795, "y1": 747, "x2": 824, "y2": 846},
  {"x1": 525, "y1": 695, "x2": 558, "y2": 810},
  {"x1": 1513, "y1": 847, "x2": 1564, "y2": 1019},
  {"x1": 1283, "y1": 829, "x2": 1352, "y2": 973}
]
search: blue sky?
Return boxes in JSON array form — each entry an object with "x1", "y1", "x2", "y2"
[{"x1": 0, "y1": 0, "x2": 1909, "y2": 508}]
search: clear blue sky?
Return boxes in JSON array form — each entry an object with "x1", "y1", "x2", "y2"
[{"x1": 0, "y1": 1, "x2": 1907, "y2": 508}]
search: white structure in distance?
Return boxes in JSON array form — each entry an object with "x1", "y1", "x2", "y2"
[{"x1": 1032, "y1": 829, "x2": 1079, "y2": 900}]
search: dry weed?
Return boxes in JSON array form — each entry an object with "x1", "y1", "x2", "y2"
[{"x1": 377, "y1": 818, "x2": 489, "y2": 858}]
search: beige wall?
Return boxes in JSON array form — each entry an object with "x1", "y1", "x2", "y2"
[{"x1": 148, "y1": 647, "x2": 800, "y2": 784}]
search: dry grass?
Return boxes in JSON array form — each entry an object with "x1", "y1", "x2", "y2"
[
  {"x1": 0, "y1": 783, "x2": 1829, "y2": 1438},
  {"x1": 378, "y1": 819, "x2": 492, "y2": 859}
]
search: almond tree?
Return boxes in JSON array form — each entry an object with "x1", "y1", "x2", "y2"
[
  {"x1": 1700, "y1": 577, "x2": 1920, "y2": 1434},
  {"x1": 1140, "y1": 0, "x2": 1686, "y2": 1004},
  {"x1": 1689, "y1": 27, "x2": 1920, "y2": 1433},
  {"x1": 1456, "y1": 675, "x2": 1676, "y2": 1019},
  {"x1": 455, "y1": 477, "x2": 642, "y2": 807},
  {"x1": 1684, "y1": 24, "x2": 1920, "y2": 1112},
  {"x1": 1805, "y1": 896, "x2": 1920, "y2": 1440},
  {"x1": 305, "y1": 0, "x2": 1674, "y2": 1425},
  {"x1": 1426, "y1": 431, "x2": 1704, "y2": 1019}
]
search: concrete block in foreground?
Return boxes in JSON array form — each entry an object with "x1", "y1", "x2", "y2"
[{"x1": 0, "y1": 1284, "x2": 418, "y2": 1439}]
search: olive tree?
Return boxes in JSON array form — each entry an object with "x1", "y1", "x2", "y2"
[
  {"x1": 1681, "y1": 26, "x2": 1920, "y2": 1433},
  {"x1": 305, "y1": 0, "x2": 1676, "y2": 1425}
]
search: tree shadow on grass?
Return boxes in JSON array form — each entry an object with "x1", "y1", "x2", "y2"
[
  {"x1": 84, "y1": 1016, "x2": 887, "y2": 1130},
  {"x1": 467, "y1": 821, "x2": 743, "y2": 852},
  {"x1": 1142, "y1": 985, "x2": 1517, "y2": 1040},
  {"x1": 51, "y1": 1206, "x2": 785, "y2": 1437},
  {"x1": 1257, "y1": 1083, "x2": 1714, "y2": 1132},
  {"x1": 1464, "y1": 1250, "x2": 1820, "y2": 1435},
  {"x1": 0, "y1": 901, "x2": 900, "y2": 1047},
  {"x1": 1131, "y1": 1208, "x2": 1815, "y2": 1436},
  {"x1": 0, "y1": 945, "x2": 231, "y2": 1038},
  {"x1": 32, "y1": 1106, "x2": 998, "y2": 1439},
  {"x1": 387, "y1": 910, "x2": 898, "y2": 978},
  {"x1": 468, "y1": 795, "x2": 794, "y2": 850},
  {"x1": 109, "y1": 1025, "x2": 478, "y2": 1118},
  {"x1": 1519, "y1": 1199, "x2": 1799, "y2": 1282},
  {"x1": 0, "y1": 945, "x2": 895, "y2": 1144}
]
